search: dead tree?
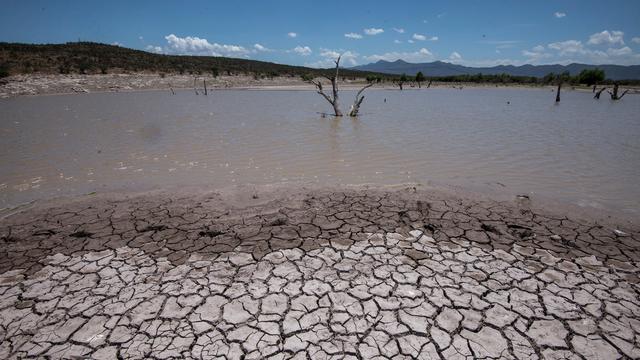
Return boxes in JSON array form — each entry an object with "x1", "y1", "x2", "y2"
[
  {"x1": 555, "y1": 81, "x2": 562, "y2": 102},
  {"x1": 594, "y1": 87, "x2": 607, "y2": 99},
  {"x1": 608, "y1": 83, "x2": 628, "y2": 100},
  {"x1": 203, "y1": 79, "x2": 208, "y2": 95},
  {"x1": 427, "y1": 79, "x2": 432, "y2": 88},
  {"x1": 309, "y1": 55, "x2": 343, "y2": 116},
  {"x1": 349, "y1": 83, "x2": 374, "y2": 117},
  {"x1": 168, "y1": 84, "x2": 175, "y2": 95}
]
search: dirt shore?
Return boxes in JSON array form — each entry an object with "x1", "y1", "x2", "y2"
[
  {"x1": 0, "y1": 184, "x2": 638, "y2": 358},
  {"x1": 0, "y1": 73, "x2": 584, "y2": 98}
]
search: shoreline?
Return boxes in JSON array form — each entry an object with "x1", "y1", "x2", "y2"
[
  {"x1": 0, "y1": 183, "x2": 638, "y2": 358},
  {"x1": 3, "y1": 72, "x2": 633, "y2": 99}
]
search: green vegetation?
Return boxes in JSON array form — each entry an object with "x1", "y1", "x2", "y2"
[
  {"x1": 415, "y1": 71, "x2": 426, "y2": 87},
  {"x1": 577, "y1": 68, "x2": 605, "y2": 86}
]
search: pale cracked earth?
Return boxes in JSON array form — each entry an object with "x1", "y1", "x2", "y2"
[{"x1": 0, "y1": 187, "x2": 639, "y2": 359}]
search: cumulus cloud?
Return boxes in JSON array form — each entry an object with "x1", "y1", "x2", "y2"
[
  {"x1": 394, "y1": 40, "x2": 402, "y2": 44},
  {"x1": 305, "y1": 49, "x2": 359, "y2": 68},
  {"x1": 392, "y1": 28, "x2": 405, "y2": 34},
  {"x1": 344, "y1": 33, "x2": 363, "y2": 39},
  {"x1": 145, "y1": 45, "x2": 163, "y2": 54},
  {"x1": 522, "y1": 45, "x2": 552, "y2": 63},
  {"x1": 588, "y1": 30, "x2": 624, "y2": 45},
  {"x1": 412, "y1": 34, "x2": 438, "y2": 41},
  {"x1": 449, "y1": 52, "x2": 462, "y2": 61},
  {"x1": 162, "y1": 34, "x2": 250, "y2": 57},
  {"x1": 287, "y1": 32, "x2": 297, "y2": 38},
  {"x1": 607, "y1": 46, "x2": 632, "y2": 56},
  {"x1": 632, "y1": 37, "x2": 640, "y2": 44},
  {"x1": 548, "y1": 40, "x2": 585, "y2": 56},
  {"x1": 292, "y1": 46, "x2": 312, "y2": 56},
  {"x1": 364, "y1": 48, "x2": 434, "y2": 63},
  {"x1": 253, "y1": 44, "x2": 272, "y2": 52},
  {"x1": 364, "y1": 28, "x2": 384, "y2": 35},
  {"x1": 554, "y1": 12, "x2": 566, "y2": 18}
]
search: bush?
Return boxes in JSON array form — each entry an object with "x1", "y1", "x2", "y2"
[{"x1": 0, "y1": 63, "x2": 10, "y2": 78}]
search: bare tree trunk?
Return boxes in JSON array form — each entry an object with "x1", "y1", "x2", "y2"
[
  {"x1": 427, "y1": 79, "x2": 432, "y2": 88},
  {"x1": 594, "y1": 87, "x2": 606, "y2": 99},
  {"x1": 607, "y1": 83, "x2": 628, "y2": 100},
  {"x1": 169, "y1": 84, "x2": 175, "y2": 95},
  {"x1": 309, "y1": 55, "x2": 343, "y2": 116},
  {"x1": 555, "y1": 82, "x2": 561, "y2": 102},
  {"x1": 397, "y1": 82, "x2": 404, "y2": 91},
  {"x1": 203, "y1": 79, "x2": 208, "y2": 95},
  {"x1": 349, "y1": 83, "x2": 374, "y2": 117},
  {"x1": 592, "y1": 84, "x2": 596, "y2": 93},
  {"x1": 417, "y1": 81, "x2": 421, "y2": 88}
]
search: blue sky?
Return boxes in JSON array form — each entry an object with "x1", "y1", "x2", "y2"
[{"x1": 1, "y1": 0, "x2": 639, "y2": 67}]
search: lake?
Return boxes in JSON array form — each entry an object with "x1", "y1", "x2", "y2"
[{"x1": 1, "y1": 87, "x2": 639, "y2": 215}]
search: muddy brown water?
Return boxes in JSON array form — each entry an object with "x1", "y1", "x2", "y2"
[{"x1": 1, "y1": 88, "x2": 639, "y2": 215}]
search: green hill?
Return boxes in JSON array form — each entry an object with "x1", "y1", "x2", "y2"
[{"x1": 0, "y1": 42, "x2": 380, "y2": 79}]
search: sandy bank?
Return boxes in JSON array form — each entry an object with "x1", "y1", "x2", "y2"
[{"x1": 0, "y1": 72, "x2": 603, "y2": 98}]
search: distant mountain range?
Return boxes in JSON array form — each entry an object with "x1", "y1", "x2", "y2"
[{"x1": 352, "y1": 60, "x2": 640, "y2": 80}]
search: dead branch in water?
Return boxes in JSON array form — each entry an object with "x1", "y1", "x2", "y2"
[
  {"x1": 168, "y1": 84, "x2": 175, "y2": 95},
  {"x1": 607, "y1": 83, "x2": 628, "y2": 100},
  {"x1": 594, "y1": 87, "x2": 607, "y2": 99},
  {"x1": 309, "y1": 55, "x2": 343, "y2": 116},
  {"x1": 349, "y1": 83, "x2": 374, "y2": 117},
  {"x1": 555, "y1": 82, "x2": 562, "y2": 102},
  {"x1": 203, "y1": 79, "x2": 208, "y2": 96}
]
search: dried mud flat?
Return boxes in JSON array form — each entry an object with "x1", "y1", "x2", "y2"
[{"x1": 0, "y1": 185, "x2": 639, "y2": 359}]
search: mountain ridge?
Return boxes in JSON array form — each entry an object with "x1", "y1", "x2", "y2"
[{"x1": 352, "y1": 59, "x2": 640, "y2": 80}]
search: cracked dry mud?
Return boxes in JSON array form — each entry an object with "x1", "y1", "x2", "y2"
[{"x1": 0, "y1": 186, "x2": 639, "y2": 359}]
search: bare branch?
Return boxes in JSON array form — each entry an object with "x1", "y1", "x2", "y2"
[{"x1": 349, "y1": 83, "x2": 374, "y2": 117}]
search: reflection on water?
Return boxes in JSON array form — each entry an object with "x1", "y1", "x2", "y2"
[{"x1": 0, "y1": 88, "x2": 639, "y2": 214}]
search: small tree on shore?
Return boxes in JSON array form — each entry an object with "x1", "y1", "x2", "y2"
[
  {"x1": 396, "y1": 73, "x2": 408, "y2": 90},
  {"x1": 578, "y1": 68, "x2": 605, "y2": 88},
  {"x1": 415, "y1": 72, "x2": 426, "y2": 88}
]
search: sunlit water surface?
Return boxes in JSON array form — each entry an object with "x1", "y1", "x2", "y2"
[{"x1": 1, "y1": 88, "x2": 639, "y2": 215}]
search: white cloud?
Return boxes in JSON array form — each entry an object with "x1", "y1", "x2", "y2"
[
  {"x1": 292, "y1": 46, "x2": 312, "y2": 56},
  {"x1": 607, "y1": 46, "x2": 632, "y2": 56},
  {"x1": 392, "y1": 28, "x2": 405, "y2": 34},
  {"x1": 138, "y1": 36, "x2": 144, "y2": 41},
  {"x1": 253, "y1": 43, "x2": 272, "y2": 52},
  {"x1": 394, "y1": 40, "x2": 402, "y2": 44},
  {"x1": 437, "y1": 13, "x2": 445, "y2": 18},
  {"x1": 344, "y1": 33, "x2": 363, "y2": 39},
  {"x1": 412, "y1": 34, "x2": 438, "y2": 41},
  {"x1": 632, "y1": 37, "x2": 640, "y2": 44},
  {"x1": 364, "y1": 28, "x2": 384, "y2": 35},
  {"x1": 162, "y1": 34, "x2": 250, "y2": 57},
  {"x1": 287, "y1": 32, "x2": 297, "y2": 38},
  {"x1": 112, "y1": 42, "x2": 123, "y2": 47},
  {"x1": 306, "y1": 49, "x2": 359, "y2": 68},
  {"x1": 449, "y1": 52, "x2": 462, "y2": 61},
  {"x1": 548, "y1": 40, "x2": 585, "y2": 56},
  {"x1": 364, "y1": 48, "x2": 434, "y2": 63},
  {"x1": 145, "y1": 45, "x2": 163, "y2": 54},
  {"x1": 554, "y1": 12, "x2": 566, "y2": 18},
  {"x1": 522, "y1": 44, "x2": 552, "y2": 63},
  {"x1": 588, "y1": 30, "x2": 624, "y2": 45},
  {"x1": 408, "y1": 39, "x2": 415, "y2": 44}
]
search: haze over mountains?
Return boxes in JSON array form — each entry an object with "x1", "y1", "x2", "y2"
[{"x1": 352, "y1": 59, "x2": 640, "y2": 80}]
